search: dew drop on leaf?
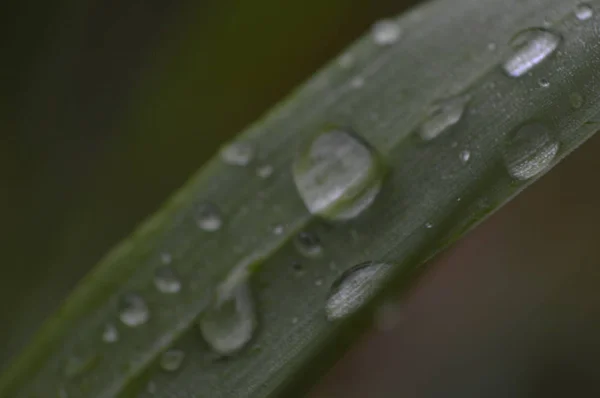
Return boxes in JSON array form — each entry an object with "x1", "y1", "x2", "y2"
[
  {"x1": 538, "y1": 78, "x2": 550, "y2": 88},
  {"x1": 294, "y1": 231, "x2": 323, "y2": 258},
  {"x1": 502, "y1": 28, "x2": 561, "y2": 77},
  {"x1": 153, "y1": 266, "x2": 182, "y2": 294},
  {"x1": 198, "y1": 279, "x2": 257, "y2": 355},
  {"x1": 101, "y1": 323, "x2": 119, "y2": 343},
  {"x1": 325, "y1": 262, "x2": 392, "y2": 321},
  {"x1": 418, "y1": 95, "x2": 469, "y2": 141},
  {"x1": 220, "y1": 142, "x2": 254, "y2": 166},
  {"x1": 502, "y1": 123, "x2": 559, "y2": 180},
  {"x1": 293, "y1": 129, "x2": 385, "y2": 221},
  {"x1": 159, "y1": 349, "x2": 185, "y2": 372},
  {"x1": 459, "y1": 149, "x2": 471, "y2": 164},
  {"x1": 194, "y1": 202, "x2": 222, "y2": 232},
  {"x1": 371, "y1": 19, "x2": 401, "y2": 45},
  {"x1": 118, "y1": 293, "x2": 150, "y2": 327},
  {"x1": 575, "y1": 3, "x2": 593, "y2": 21}
]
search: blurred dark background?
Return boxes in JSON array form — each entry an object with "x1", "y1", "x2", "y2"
[{"x1": 5, "y1": 0, "x2": 600, "y2": 396}]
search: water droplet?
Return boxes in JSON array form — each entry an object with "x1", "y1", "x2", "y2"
[
  {"x1": 154, "y1": 266, "x2": 182, "y2": 294},
  {"x1": 272, "y1": 224, "x2": 284, "y2": 235},
  {"x1": 502, "y1": 28, "x2": 561, "y2": 77},
  {"x1": 374, "y1": 300, "x2": 403, "y2": 331},
  {"x1": 293, "y1": 129, "x2": 385, "y2": 221},
  {"x1": 372, "y1": 19, "x2": 401, "y2": 45},
  {"x1": 503, "y1": 123, "x2": 559, "y2": 180},
  {"x1": 425, "y1": 222, "x2": 433, "y2": 229},
  {"x1": 315, "y1": 279, "x2": 323, "y2": 287},
  {"x1": 256, "y1": 164, "x2": 273, "y2": 179},
  {"x1": 459, "y1": 150, "x2": 471, "y2": 164},
  {"x1": 350, "y1": 76, "x2": 364, "y2": 88},
  {"x1": 294, "y1": 231, "x2": 322, "y2": 257},
  {"x1": 338, "y1": 53, "x2": 354, "y2": 68},
  {"x1": 160, "y1": 252, "x2": 172, "y2": 264},
  {"x1": 220, "y1": 142, "x2": 254, "y2": 166},
  {"x1": 325, "y1": 261, "x2": 392, "y2": 320},
  {"x1": 487, "y1": 42, "x2": 497, "y2": 51},
  {"x1": 570, "y1": 92, "x2": 584, "y2": 109},
  {"x1": 199, "y1": 279, "x2": 256, "y2": 355},
  {"x1": 291, "y1": 317, "x2": 299, "y2": 324},
  {"x1": 418, "y1": 95, "x2": 469, "y2": 141},
  {"x1": 195, "y1": 203, "x2": 222, "y2": 232},
  {"x1": 102, "y1": 323, "x2": 119, "y2": 343},
  {"x1": 160, "y1": 349, "x2": 185, "y2": 372},
  {"x1": 119, "y1": 293, "x2": 150, "y2": 327},
  {"x1": 538, "y1": 78, "x2": 550, "y2": 88},
  {"x1": 575, "y1": 3, "x2": 593, "y2": 20}
]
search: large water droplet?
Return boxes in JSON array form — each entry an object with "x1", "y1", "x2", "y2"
[
  {"x1": 575, "y1": 3, "x2": 593, "y2": 20},
  {"x1": 372, "y1": 19, "x2": 401, "y2": 46},
  {"x1": 199, "y1": 279, "x2": 257, "y2": 355},
  {"x1": 102, "y1": 323, "x2": 119, "y2": 343},
  {"x1": 502, "y1": 28, "x2": 561, "y2": 77},
  {"x1": 418, "y1": 95, "x2": 469, "y2": 141},
  {"x1": 159, "y1": 349, "x2": 185, "y2": 372},
  {"x1": 294, "y1": 231, "x2": 323, "y2": 257},
  {"x1": 154, "y1": 266, "x2": 182, "y2": 294},
  {"x1": 119, "y1": 293, "x2": 150, "y2": 327},
  {"x1": 220, "y1": 142, "x2": 254, "y2": 166},
  {"x1": 195, "y1": 203, "x2": 222, "y2": 232},
  {"x1": 325, "y1": 262, "x2": 392, "y2": 320},
  {"x1": 503, "y1": 123, "x2": 559, "y2": 180},
  {"x1": 293, "y1": 129, "x2": 385, "y2": 221}
]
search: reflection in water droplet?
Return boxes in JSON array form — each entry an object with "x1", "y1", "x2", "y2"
[
  {"x1": 538, "y1": 78, "x2": 550, "y2": 88},
  {"x1": 256, "y1": 164, "x2": 274, "y2": 179},
  {"x1": 154, "y1": 266, "x2": 182, "y2": 294},
  {"x1": 459, "y1": 150, "x2": 471, "y2": 164},
  {"x1": 195, "y1": 203, "x2": 222, "y2": 232},
  {"x1": 418, "y1": 95, "x2": 469, "y2": 141},
  {"x1": 570, "y1": 93, "x2": 584, "y2": 109},
  {"x1": 293, "y1": 129, "x2": 385, "y2": 221},
  {"x1": 575, "y1": 3, "x2": 593, "y2": 20},
  {"x1": 372, "y1": 19, "x2": 401, "y2": 45},
  {"x1": 160, "y1": 349, "x2": 185, "y2": 372},
  {"x1": 326, "y1": 262, "x2": 392, "y2": 320},
  {"x1": 502, "y1": 28, "x2": 561, "y2": 77},
  {"x1": 119, "y1": 293, "x2": 150, "y2": 327},
  {"x1": 294, "y1": 231, "x2": 322, "y2": 257},
  {"x1": 199, "y1": 279, "x2": 256, "y2": 355},
  {"x1": 102, "y1": 323, "x2": 119, "y2": 343},
  {"x1": 220, "y1": 142, "x2": 254, "y2": 166},
  {"x1": 503, "y1": 123, "x2": 559, "y2": 180}
]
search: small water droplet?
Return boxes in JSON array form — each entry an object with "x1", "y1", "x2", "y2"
[
  {"x1": 325, "y1": 261, "x2": 392, "y2": 320},
  {"x1": 570, "y1": 92, "x2": 584, "y2": 109},
  {"x1": 160, "y1": 349, "x2": 185, "y2": 372},
  {"x1": 459, "y1": 150, "x2": 471, "y2": 164},
  {"x1": 487, "y1": 42, "x2": 497, "y2": 51},
  {"x1": 294, "y1": 231, "x2": 322, "y2": 257},
  {"x1": 160, "y1": 252, "x2": 172, "y2": 264},
  {"x1": 256, "y1": 164, "x2": 273, "y2": 179},
  {"x1": 338, "y1": 52, "x2": 354, "y2": 68},
  {"x1": 154, "y1": 266, "x2": 182, "y2": 294},
  {"x1": 195, "y1": 203, "x2": 222, "y2": 232},
  {"x1": 372, "y1": 19, "x2": 401, "y2": 45},
  {"x1": 199, "y1": 279, "x2": 257, "y2": 355},
  {"x1": 315, "y1": 279, "x2": 323, "y2": 287},
  {"x1": 293, "y1": 129, "x2": 386, "y2": 221},
  {"x1": 418, "y1": 95, "x2": 469, "y2": 141},
  {"x1": 102, "y1": 323, "x2": 119, "y2": 343},
  {"x1": 538, "y1": 78, "x2": 550, "y2": 88},
  {"x1": 272, "y1": 224, "x2": 284, "y2": 235},
  {"x1": 220, "y1": 142, "x2": 254, "y2": 166},
  {"x1": 291, "y1": 317, "x2": 299, "y2": 324},
  {"x1": 575, "y1": 3, "x2": 593, "y2": 20},
  {"x1": 119, "y1": 293, "x2": 150, "y2": 327},
  {"x1": 503, "y1": 123, "x2": 559, "y2": 180},
  {"x1": 425, "y1": 222, "x2": 433, "y2": 229},
  {"x1": 502, "y1": 28, "x2": 561, "y2": 77},
  {"x1": 374, "y1": 300, "x2": 403, "y2": 331},
  {"x1": 350, "y1": 76, "x2": 364, "y2": 88}
]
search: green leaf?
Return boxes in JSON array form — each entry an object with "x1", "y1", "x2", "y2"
[{"x1": 3, "y1": 0, "x2": 600, "y2": 397}]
